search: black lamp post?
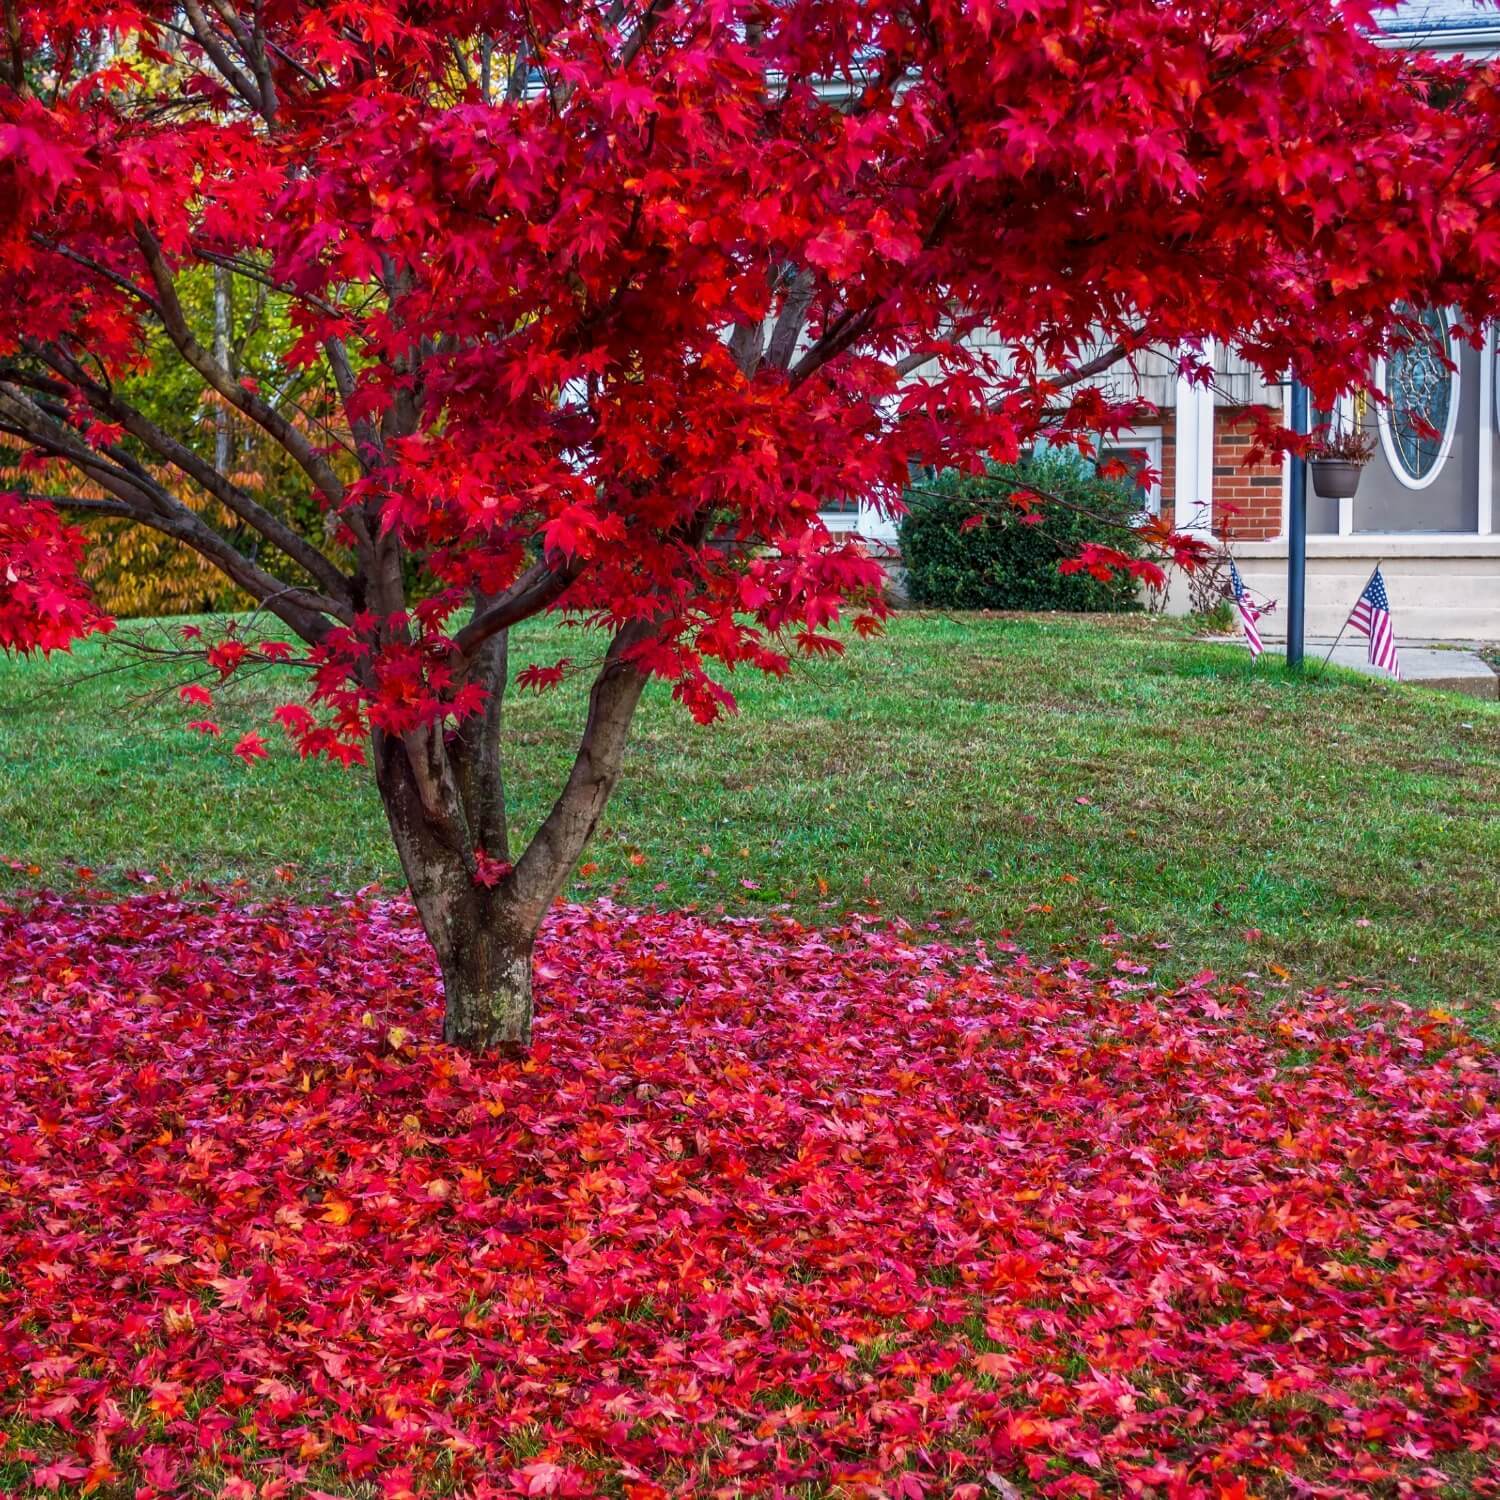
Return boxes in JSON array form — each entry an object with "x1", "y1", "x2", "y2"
[{"x1": 1286, "y1": 377, "x2": 1308, "y2": 671}]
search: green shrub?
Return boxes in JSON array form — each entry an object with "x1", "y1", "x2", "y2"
[{"x1": 898, "y1": 450, "x2": 1147, "y2": 612}]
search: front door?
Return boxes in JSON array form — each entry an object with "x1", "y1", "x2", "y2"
[{"x1": 1354, "y1": 306, "x2": 1479, "y2": 534}]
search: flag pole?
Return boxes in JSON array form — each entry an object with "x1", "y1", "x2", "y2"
[
  {"x1": 1321, "y1": 559, "x2": 1383, "y2": 668},
  {"x1": 1286, "y1": 378, "x2": 1308, "y2": 671}
]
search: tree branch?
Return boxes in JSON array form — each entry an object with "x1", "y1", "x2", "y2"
[
  {"x1": 205, "y1": 0, "x2": 277, "y2": 119},
  {"x1": 764, "y1": 268, "x2": 817, "y2": 371},
  {"x1": 787, "y1": 206, "x2": 956, "y2": 387},
  {"x1": 509, "y1": 620, "x2": 653, "y2": 924},
  {"x1": 787, "y1": 300, "x2": 880, "y2": 384},
  {"x1": 452, "y1": 559, "x2": 583, "y2": 657},
  {"x1": 181, "y1": 0, "x2": 267, "y2": 116},
  {"x1": 617, "y1": 0, "x2": 671, "y2": 70},
  {"x1": 450, "y1": 605, "x2": 510, "y2": 858},
  {"x1": 191, "y1": 247, "x2": 348, "y2": 322},
  {"x1": 0, "y1": 382, "x2": 340, "y2": 644},
  {"x1": 133, "y1": 223, "x2": 350, "y2": 508},
  {"x1": 1040, "y1": 342, "x2": 1131, "y2": 394},
  {"x1": 33, "y1": 342, "x2": 355, "y2": 610},
  {"x1": 32, "y1": 238, "x2": 169, "y2": 320},
  {"x1": 505, "y1": 35, "x2": 533, "y2": 103}
]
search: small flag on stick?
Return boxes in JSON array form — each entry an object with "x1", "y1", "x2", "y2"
[
  {"x1": 1228, "y1": 559, "x2": 1265, "y2": 659},
  {"x1": 1346, "y1": 566, "x2": 1402, "y2": 680}
]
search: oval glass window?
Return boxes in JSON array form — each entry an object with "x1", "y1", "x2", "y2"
[{"x1": 1377, "y1": 305, "x2": 1458, "y2": 490}]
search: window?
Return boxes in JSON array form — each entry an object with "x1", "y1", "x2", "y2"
[
  {"x1": 817, "y1": 495, "x2": 864, "y2": 533},
  {"x1": 1376, "y1": 305, "x2": 1459, "y2": 490},
  {"x1": 1096, "y1": 427, "x2": 1163, "y2": 514}
]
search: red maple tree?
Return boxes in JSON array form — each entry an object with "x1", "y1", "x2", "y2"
[{"x1": 2, "y1": 0, "x2": 1498, "y2": 1051}]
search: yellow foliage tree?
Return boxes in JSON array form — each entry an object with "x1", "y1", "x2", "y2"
[{"x1": 0, "y1": 450, "x2": 247, "y2": 617}]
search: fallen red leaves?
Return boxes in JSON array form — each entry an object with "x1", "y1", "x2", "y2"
[{"x1": 1, "y1": 893, "x2": 1497, "y2": 1497}]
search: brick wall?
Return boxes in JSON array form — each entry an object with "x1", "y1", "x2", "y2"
[{"x1": 1212, "y1": 408, "x2": 1283, "y2": 541}]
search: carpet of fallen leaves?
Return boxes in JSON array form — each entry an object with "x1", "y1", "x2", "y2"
[{"x1": 1, "y1": 892, "x2": 1498, "y2": 1499}]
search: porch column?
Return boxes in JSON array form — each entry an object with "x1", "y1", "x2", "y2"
[
  {"x1": 1480, "y1": 323, "x2": 1494, "y2": 535},
  {"x1": 1173, "y1": 341, "x2": 1216, "y2": 534}
]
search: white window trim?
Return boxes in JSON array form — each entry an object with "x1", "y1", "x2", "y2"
[
  {"x1": 1335, "y1": 393, "x2": 1358, "y2": 536},
  {"x1": 823, "y1": 506, "x2": 866, "y2": 535},
  {"x1": 1374, "y1": 308, "x2": 1461, "y2": 492},
  {"x1": 1174, "y1": 341, "x2": 1215, "y2": 536}
]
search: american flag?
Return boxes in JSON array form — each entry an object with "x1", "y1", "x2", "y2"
[
  {"x1": 1228, "y1": 559, "x2": 1265, "y2": 659},
  {"x1": 1347, "y1": 566, "x2": 1402, "y2": 680}
]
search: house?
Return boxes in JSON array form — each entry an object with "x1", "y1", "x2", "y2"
[{"x1": 850, "y1": 0, "x2": 1499, "y2": 639}]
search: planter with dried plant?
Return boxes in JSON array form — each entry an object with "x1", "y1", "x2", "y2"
[{"x1": 1307, "y1": 425, "x2": 1377, "y2": 499}]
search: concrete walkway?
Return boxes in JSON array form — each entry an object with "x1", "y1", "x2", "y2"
[{"x1": 1240, "y1": 634, "x2": 1498, "y2": 699}]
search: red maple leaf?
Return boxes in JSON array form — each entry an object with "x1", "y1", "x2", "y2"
[{"x1": 231, "y1": 731, "x2": 269, "y2": 763}]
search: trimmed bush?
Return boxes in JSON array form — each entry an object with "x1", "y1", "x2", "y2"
[{"x1": 899, "y1": 450, "x2": 1147, "y2": 612}]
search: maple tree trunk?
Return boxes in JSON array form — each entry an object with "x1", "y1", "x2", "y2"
[
  {"x1": 371, "y1": 631, "x2": 649, "y2": 1054},
  {"x1": 434, "y1": 903, "x2": 536, "y2": 1055},
  {"x1": 372, "y1": 726, "x2": 536, "y2": 1055}
]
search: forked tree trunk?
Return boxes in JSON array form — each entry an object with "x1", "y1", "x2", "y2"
[
  {"x1": 373, "y1": 727, "x2": 537, "y2": 1055},
  {"x1": 369, "y1": 625, "x2": 650, "y2": 1054}
]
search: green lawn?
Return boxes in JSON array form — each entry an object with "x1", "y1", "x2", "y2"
[{"x1": 2, "y1": 611, "x2": 1497, "y2": 1028}]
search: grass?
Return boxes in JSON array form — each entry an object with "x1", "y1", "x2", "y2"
[{"x1": 1, "y1": 609, "x2": 1497, "y2": 1027}]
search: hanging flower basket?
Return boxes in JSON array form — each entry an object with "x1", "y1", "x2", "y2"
[
  {"x1": 1309, "y1": 457, "x2": 1364, "y2": 499},
  {"x1": 1307, "y1": 424, "x2": 1376, "y2": 500}
]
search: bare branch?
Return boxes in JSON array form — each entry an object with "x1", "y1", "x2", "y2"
[
  {"x1": 2, "y1": 0, "x2": 23, "y2": 92},
  {"x1": 1041, "y1": 342, "x2": 1131, "y2": 394},
  {"x1": 504, "y1": 35, "x2": 533, "y2": 103},
  {"x1": 181, "y1": 0, "x2": 266, "y2": 115},
  {"x1": 885, "y1": 318, "x2": 967, "y2": 380},
  {"x1": 450, "y1": 605, "x2": 510, "y2": 857},
  {"x1": 728, "y1": 317, "x2": 765, "y2": 377},
  {"x1": 452, "y1": 559, "x2": 583, "y2": 657},
  {"x1": 266, "y1": 36, "x2": 324, "y2": 88},
  {"x1": 618, "y1": 0, "x2": 672, "y2": 70},
  {"x1": 787, "y1": 207, "x2": 956, "y2": 386},
  {"x1": 0, "y1": 490, "x2": 140, "y2": 519},
  {"x1": 449, "y1": 37, "x2": 475, "y2": 90},
  {"x1": 33, "y1": 342, "x2": 355, "y2": 609},
  {"x1": 192, "y1": 247, "x2": 347, "y2": 321},
  {"x1": 509, "y1": 619, "x2": 653, "y2": 924},
  {"x1": 322, "y1": 336, "x2": 381, "y2": 462},
  {"x1": 0, "y1": 381, "x2": 340, "y2": 644},
  {"x1": 32, "y1": 238, "x2": 169, "y2": 319},
  {"x1": 884, "y1": 337, "x2": 1131, "y2": 398},
  {"x1": 203, "y1": 0, "x2": 276, "y2": 118},
  {"x1": 891, "y1": 346, "x2": 942, "y2": 378},
  {"x1": 764, "y1": 269, "x2": 817, "y2": 371},
  {"x1": 788, "y1": 302, "x2": 879, "y2": 384},
  {"x1": 0, "y1": 385, "x2": 175, "y2": 509}
]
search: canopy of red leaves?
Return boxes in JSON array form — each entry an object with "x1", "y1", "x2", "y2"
[
  {"x1": 0, "y1": 495, "x2": 110, "y2": 655},
  {"x1": 2, "y1": 892, "x2": 1497, "y2": 1496},
  {"x1": 5, "y1": 0, "x2": 1500, "y2": 733}
]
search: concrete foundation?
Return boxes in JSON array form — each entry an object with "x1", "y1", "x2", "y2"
[{"x1": 1181, "y1": 536, "x2": 1500, "y2": 641}]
